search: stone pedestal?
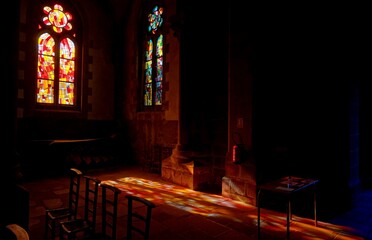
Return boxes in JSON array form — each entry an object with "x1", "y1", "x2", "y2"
[
  {"x1": 161, "y1": 149, "x2": 212, "y2": 190},
  {"x1": 221, "y1": 161, "x2": 257, "y2": 206},
  {"x1": 222, "y1": 176, "x2": 256, "y2": 205}
]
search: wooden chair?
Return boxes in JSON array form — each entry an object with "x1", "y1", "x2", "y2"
[
  {"x1": 3, "y1": 224, "x2": 30, "y2": 240},
  {"x1": 59, "y1": 176, "x2": 101, "y2": 240},
  {"x1": 45, "y1": 168, "x2": 83, "y2": 240},
  {"x1": 125, "y1": 195, "x2": 156, "y2": 240},
  {"x1": 97, "y1": 183, "x2": 121, "y2": 240}
]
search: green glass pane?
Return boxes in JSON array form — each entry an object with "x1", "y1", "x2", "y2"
[
  {"x1": 145, "y1": 60, "x2": 152, "y2": 84},
  {"x1": 156, "y1": 57, "x2": 163, "y2": 82},
  {"x1": 156, "y1": 35, "x2": 163, "y2": 57},
  {"x1": 144, "y1": 83, "x2": 153, "y2": 106},
  {"x1": 155, "y1": 42, "x2": 163, "y2": 106},
  {"x1": 155, "y1": 81, "x2": 162, "y2": 105}
]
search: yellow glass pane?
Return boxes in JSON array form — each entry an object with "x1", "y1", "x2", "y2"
[
  {"x1": 36, "y1": 79, "x2": 54, "y2": 103},
  {"x1": 59, "y1": 82, "x2": 74, "y2": 105}
]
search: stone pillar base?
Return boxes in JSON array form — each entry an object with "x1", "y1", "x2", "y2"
[
  {"x1": 222, "y1": 176, "x2": 256, "y2": 206},
  {"x1": 161, "y1": 149, "x2": 212, "y2": 190}
]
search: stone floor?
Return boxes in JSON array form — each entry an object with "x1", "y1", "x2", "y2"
[{"x1": 19, "y1": 164, "x2": 370, "y2": 240}]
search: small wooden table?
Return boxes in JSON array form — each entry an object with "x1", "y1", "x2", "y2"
[{"x1": 257, "y1": 176, "x2": 319, "y2": 239}]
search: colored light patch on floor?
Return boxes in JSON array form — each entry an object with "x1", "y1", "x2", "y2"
[
  {"x1": 102, "y1": 177, "x2": 255, "y2": 219},
  {"x1": 101, "y1": 177, "x2": 364, "y2": 240}
]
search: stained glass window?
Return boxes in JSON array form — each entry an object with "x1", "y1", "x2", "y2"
[
  {"x1": 36, "y1": 4, "x2": 77, "y2": 106},
  {"x1": 143, "y1": 5, "x2": 164, "y2": 107}
]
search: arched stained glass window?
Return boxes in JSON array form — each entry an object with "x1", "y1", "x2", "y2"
[
  {"x1": 143, "y1": 5, "x2": 164, "y2": 107},
  {"x1": 36, "y1": 3, "x2": 78, "y2": 106}
]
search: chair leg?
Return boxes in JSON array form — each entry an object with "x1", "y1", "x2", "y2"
[
  {"x1": 45, "y1": 218, "x2": 58, "y2": 240},
  {"x1": 44, "y1": 215, "x2": 49, "y2": 240},
  {"x1": 45, "y1": 216, "x2": 55, "y2": 240},
  {"x1": 50, "y1": 220, "x2": 56, "y2": 240},
  {"x1": 59, "y1": 225, "x2": 65, "y2": 240}
]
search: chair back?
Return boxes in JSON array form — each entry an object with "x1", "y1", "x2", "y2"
[
  {"x1": 82, "y1": 175, "x2": 101, "y2": 233},
  {"x1": 69, "y1": 168, "x2": 83, "y2": 219},
  {"x1": 100, "y1": 183, "x2": 121, "y2": 240},
  {"x1": 44, "y1": 168, "x2": 83, "y2": 240},
  {"x1": 59, "y1": 175, "x2": 101, "y2": 239},
  {"x1": 126, "y1": 195, "x2": 156, "y2": 240}
]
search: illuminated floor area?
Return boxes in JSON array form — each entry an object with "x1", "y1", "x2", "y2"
[{"x1": 22, "y1": 165, "x2": 369, "y2": 240}]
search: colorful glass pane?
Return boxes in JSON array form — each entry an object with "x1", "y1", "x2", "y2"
[
  {"x1": 146, "y1": 40, "x2": 153, "y2": 61},
  {"x1": 59, "y1": 38, "x2": 75, "y2": 105},
  {"x1": 156, "y1": 35, "x2": 163, "y2": 57},
  {"x1": 148, "y1": 6, "x2": 163, "y2": 34},
  {"x1": 144, "y1": 39, "x2": 153, "y2": 106},
  {"x1": 144, "y1": 83, "x2": 153, "y2": 106},
  {"x1": 60, "y1": 38, "x2": 75, "y2": 60},
  {"x1": 145, "y1": 61, "x2": 152, "y2": 84},
  {"x1": 43, "y1": 4, "x2": 73, "y2": 33},
  {"x1": 155, "y1": 81, "x2": 162, "y2": 106},
  {"x1": 155, "y1": 57, "x2": 163, "y2": 105},
  {"x1": 37, "y1": 3, "x2": 76, "y2": 106},
  {"x1": 37, "y1": 33, "x2": 56, "y2": 104},
  {"x1": 38, "y1": 55, "x2": 55, "y2": 79},
  {"x1": 144, "y1": 6, "x2": 164, "y2": 107},
  {"x1": 59, "y1": 59, "x2": 75, "y2": 82},
  {"x1": 59, "y1": 82, "x2": 74, "y2": 105},
  {"x1": 36, "y1": 79, "x2": 54, "y2": 103},
  {"x1": 154, "y1": 34, "x2": 163, "y2": 106},
  {"x1": 38, "y1": 33, "x2": 55, "y2": 56},
  {"x1": 156, "y1": 58, "x2": 163, "y2": 82}
]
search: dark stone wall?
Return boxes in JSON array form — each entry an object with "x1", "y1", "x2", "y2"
[{"x1": 1, "y1": 0, "x2": 28, "y2": 230}]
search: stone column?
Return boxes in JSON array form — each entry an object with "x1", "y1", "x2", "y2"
[
  {"x1": 221, "y1": 1, "x2": 256, "y2": 205},
  {"x1": 3, "y1": 0, "x2": 20, "y2": 183},
  {"x1": 161, "y1": 0, "x2": 213, "y2": 189}
]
